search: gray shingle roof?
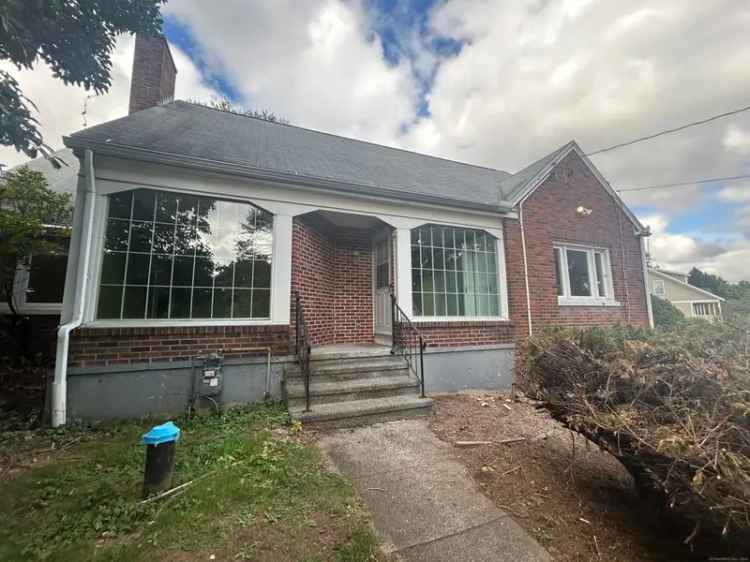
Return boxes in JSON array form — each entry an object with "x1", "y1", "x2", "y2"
[
  {"x1": 498, "y1": 141, "x2": 573, "y2": 202},
  {"x1": 66, "y1": 101, "x2": 511, "y2": 209}
]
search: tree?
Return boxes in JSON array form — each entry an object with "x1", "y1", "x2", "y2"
[
  {"x1": 190, "y1": 98, "x2": 290, "y2": 124},
  {"x1": 0, "y1": 0, "x2": 166, "y2": 165},
  {"x1": 651, "y1": 294, "x2": 684, "y2": 330},
  {"x1": 0, "y1": 167, "x2": 72, "y2": 314},
  {"x1": 688, "y1": 267, "x2": 738, "y2": 300}
]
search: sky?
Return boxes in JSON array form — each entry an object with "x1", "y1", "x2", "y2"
[{"x1": 1, "y1": 0, "x2": 749, "y2": 281}]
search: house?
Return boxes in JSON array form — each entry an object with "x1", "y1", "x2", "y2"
[
  {"x1": 648, "y1": 268, "x2": 723, "y2": 321},
  {"x1": 0, "y1": 148, "x2": 77, "y2": 355},
  {"x1": 47, "y1": 36, "x2": 652, "y2": 426}
]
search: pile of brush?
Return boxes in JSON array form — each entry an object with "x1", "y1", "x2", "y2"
[{"x1": 519, "y1": 322, "x2": 750, "y2": 545}]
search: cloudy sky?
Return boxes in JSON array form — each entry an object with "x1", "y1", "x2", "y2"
[{"x1": 2, "y1": 0, "x2": 749, "y2": 281}]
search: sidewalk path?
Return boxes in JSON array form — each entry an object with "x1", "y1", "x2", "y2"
[{"x1": 319, "y1": 419, "x2": 552, "y2": 562}]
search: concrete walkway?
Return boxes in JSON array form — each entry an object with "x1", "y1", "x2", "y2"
[{"x1": 319, "y1": 420, "x2": 551, "y2": 562}]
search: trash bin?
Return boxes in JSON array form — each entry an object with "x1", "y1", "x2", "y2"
[{"x1": 141, "y1": 421, "x2": 181, "y2": 498}]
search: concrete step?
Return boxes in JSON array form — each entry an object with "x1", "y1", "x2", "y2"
[
  {"x1": 290, "y1": 395, "x2": 433, "y2": 429},
  {"x1": 286, "y1": 367, "x2": 412, "y2": 385},
  {"x1": 286, "y1": 357, "x2": 408, "y2": 378},
  {"x1": 285, "y1": 375, "x2": 418, "y2": 408}
]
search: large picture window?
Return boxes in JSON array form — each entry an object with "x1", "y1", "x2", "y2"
[
  {"x1": 97, "y1": 189, "x2": 273, "y2": 321},
  {"x1": 553, "y1": 243, "x2": 614, "y2": 304},
  {"x1": 411, "y1": 225, "x2": 501, "y2": 318}
]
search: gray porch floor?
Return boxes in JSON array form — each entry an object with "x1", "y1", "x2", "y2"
[{"x1": 311, "y1": 343, "x2": 391, "y2": 359}]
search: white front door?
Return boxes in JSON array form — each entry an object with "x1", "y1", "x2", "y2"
[{"x1": 373, "y1": 236, "x2": 392, "y2": 335}]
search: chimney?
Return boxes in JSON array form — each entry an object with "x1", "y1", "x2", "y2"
[{"x1": 128, "y1": 34, "x2": 177, "y2": 114}]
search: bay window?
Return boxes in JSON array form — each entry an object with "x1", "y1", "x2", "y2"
[
  {"x1": 97, "y1": 189, "x2": 273, "y2": 321},
  {"x1": 411, "y1": 225, "x2": 502, "y2": 318},
  {"x1": 553, "y1": 243, "x2": 615, "y2": 304}
]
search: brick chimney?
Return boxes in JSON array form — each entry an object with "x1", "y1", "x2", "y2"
[{"x1": 128, "y1": 34, "x2": 177, "y2": 114}]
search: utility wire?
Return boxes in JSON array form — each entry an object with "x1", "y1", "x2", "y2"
[
  {"x1": 586, "y1": 103, "x2": 750, "y2": 156},
  {"x1": 617, "y1": 173, "x2": 750, "y2": 193}
]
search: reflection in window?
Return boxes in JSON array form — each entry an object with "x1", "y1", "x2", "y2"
[
  {"x1": 410, "y1": 225, "x2": 501, "y2": 318},
  {"x1": 97, "y1": 189, "x2": 273, "y2": 320}
]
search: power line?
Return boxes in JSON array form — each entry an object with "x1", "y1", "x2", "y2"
[
  {"x1": 586, "y1": 103, "x2": 750, "y2": 156},
  {"x1": 617, "y1": 173, "x2": 750, "y2": 193}
]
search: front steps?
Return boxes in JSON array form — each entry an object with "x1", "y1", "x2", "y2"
[{"x1": 284, "y1": 346, "x2": 433, "y2": 428}]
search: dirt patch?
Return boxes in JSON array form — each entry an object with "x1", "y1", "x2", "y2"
[{"x1": 428, "y1": 393, "x2": 727, "y2": 562}]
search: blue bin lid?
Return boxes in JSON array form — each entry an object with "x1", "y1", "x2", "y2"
[{"x1": 141, "y1": 421, "x2": 181, "y2": 446}]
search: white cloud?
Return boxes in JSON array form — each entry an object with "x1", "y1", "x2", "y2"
[
  {"x1": 0, "y1": 35, "x2": 219, "y2": 169},
  {"x1": 723, "y1": 125, "x2": 750, "y2": 155},
  {"x1": 718, "y1": 185, "x2": 750, "y2": 203},
  {"x1": 164, "y1": 0, "x2": 419, "y2": 147}
]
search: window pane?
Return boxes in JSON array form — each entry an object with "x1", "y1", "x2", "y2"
[
  {"x1": 97, "y1": 286, "x2": 123, "y2": 318},
  {"x1": 235, "y1": 260, "x2": 253, "y2": 288},
  {"x1": 173, "y1": 256, "x2": 195, "y2": 286},
  {"x1": 171, "y1": 288, "x2": 191, "y2": 318},
  {"x1": 488, "y1": 295, "x2": 500, "y2": 316},
  {"x1": 152, "y1": 223, "x2": 175, "y2": 254},
  {"x1": 126, "y1": 253, "x2": 149, "y2": 285},
  {"x1": 435, "y1": 292, "x2": 447, "y2": 316},
  {"x1": 109, "y1": 192, "x2": 132, "y2": 219},
  {"x1": 412, "y1": 292, "x2": 422, "y2": 316},
  {"x1": 434, "y1": 270, "x2": 445, "y2": 293},
  {"x1": 594, "y1": 252, "x2": 607, "y2": 297},
  {"x1": 447, "y1": 294, "x2": 458, "y2": 316},
  {"x1": 253, "y1": 260, "x2": 271, "y2": 288},
  {"x1": 101, "y1": 252, "x2": 127, "y2": 285},
  {"x1": 192, "y1": 288, "x2": 212, "y2": 318},
  {"x1": 213, "y1": 288, "x2": 232, "y2": 318},
  {"x1": 123, "y1": 286, "x2": 147, "y2": 318},
  {"x1": 214, "y1": 263, "x2": 234, "y2": 287},
  {"x1": 129, "y1": 222, "x2": 153, "y2": 253},
  {"x1": 150, "y1": 255, "x2": 173, "y2": 286},
  {"x1": 566, "y1": 249, "x2": 591, "y2": 296},
  {"x1": 233, "y1": 289, "x2": 252, "y2": 318},
  {"x1": 156, "y1": 192, "x2": 178, "y2": 223},
  {"x1": 433, "y1": 247, "x2": 444, "y2": 270},
  {"x1": 411, "y1": 268, "x2": 422, "y2": 292},
  {"x1": 251, "y1": 289, "x2": 270, "y2": 318},
  {"x1": 554, "y1": 248, "x2": 564, "y2": 296},
  {"x1": 193, "y1": 257, "x2": 212, "y2": 286},
  {"x1": 147, "y1": 287, "x2": 170, "y2": 319},
  {"x1": 446, "y1": 270, "x2": 457, "y2": 292},
  {"x1": 27, "y1": 254, "x2": 67, "y2": 303},
  {"x1": 105, "y1": 219, "x2": 129, "y2": 251},
  {"x1": 132, "y1": 190, "x2": 155, "y2": 221},
  {"x1": 422, "y1": 292, "x2": 434, "y2": 316}
]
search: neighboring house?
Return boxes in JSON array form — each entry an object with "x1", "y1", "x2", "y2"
[
  {"x1": 46, "y1": 36, "x2": 652, "y2": 425},
  {"x1": 648, "y1": 268, "x2": 723, "y2": 321},
  {"x1": 0, "y1": 148, "x2": 78, "y2": 354}
]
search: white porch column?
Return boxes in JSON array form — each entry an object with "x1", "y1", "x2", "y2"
[
  {"x1": 271, "y1": 213, "x2": 293, "y2": 324},
  {"x1": 394, "y1": 227, "x2": 413, "y2": 318}
]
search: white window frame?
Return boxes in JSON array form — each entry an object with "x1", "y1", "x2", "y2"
[
  {"x1": 553, "y1": 243, "x2": 619, "y2": 307},
  {"x1": 0, "y1": 254, "x2": 66, "y2": 316},
  {"x1": 409, "y1": 225, "x2": 509, "y2": 322},
  {"x1": 653, "y1": 279, "x2": 665, "y2": 297},
  {"x1": 84, "y1": 186, "x2": 291, "y2": 328}
]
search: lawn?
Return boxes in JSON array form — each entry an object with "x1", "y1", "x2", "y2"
[{"x1": 0, "y1": 403, "x2": 381, "y2": 561}]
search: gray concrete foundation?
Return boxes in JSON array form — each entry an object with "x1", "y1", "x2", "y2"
[
  {"x1": 422, "y1": 344, "x2": 515, "y2": 393},
  {"x1": 67, "y1": 355, "x2": 293, "y2": 421}
]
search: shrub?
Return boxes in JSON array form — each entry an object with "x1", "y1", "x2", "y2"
[
  {"x1": 520, "y1": 322, "x2": 750, "y2": 547},
  {"x1": 651, "y1": 294, "x2": 684, "y2": 329}
]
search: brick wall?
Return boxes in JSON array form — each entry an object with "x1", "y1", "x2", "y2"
[
  {"x1": 505, "y1": 151, "x2": 649, "y2": 337},
  {"x1": 69, "y1": 325, "x2": 289, "y2": 368},
  {"x1": 413, "y1": 320, "x2": 514, "y2": 347},
  {"x1": 129, "y1": 34, "x2": 176, "y2": 114},
  {"x1": 291, "y1": 215, "x2": 375, "y2": 345}
]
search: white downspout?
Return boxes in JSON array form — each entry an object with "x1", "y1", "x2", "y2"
[
  {"x1": 519, "y1": 201, "x2": 533, "y2": 336},
  {"x1": 51, "y1": 149, "x2": 97, "y2": 427},
  {"x1": 640, "y1": 235, "x2": 654, "y2": 329}
]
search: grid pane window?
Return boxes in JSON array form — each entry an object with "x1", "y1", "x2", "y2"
[
  {"x1": 97, "y1": 189, "x2": 273, "y2": 320},
  {"x1": 410, "y1": 225, "x2": 501, "y2": 318}
]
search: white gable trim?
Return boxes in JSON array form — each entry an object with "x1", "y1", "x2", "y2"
[
  {"x1": 649, "y1": 268, "x2": 725, "y2": 301},
  {"x1": 513, "y1": 141, "x2": 646, "y2": 235}
]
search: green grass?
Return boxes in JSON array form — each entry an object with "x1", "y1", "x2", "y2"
[{"x1": 0, "y1": 403, "x2": 381, "y2": 561}]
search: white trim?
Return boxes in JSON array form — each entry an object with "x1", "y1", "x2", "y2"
[
  {"x1": 554, "y1": 242, "x2": 616, "y2": 302},
  {"x1": 84, "y1": 318, "x2": 286, "y2": 328},
  {"x1": 557, "y1": 297, "x2": 621, "y2": 307},
  {"x1": 671, "y1": 299, "x2": 723, "y2": 304},
  {"x1": 394, "y1": 228, "x2": 413, "y2": 317},
  {"x1": 412, "y1": 316, "x2": 510, "y2": 323}
]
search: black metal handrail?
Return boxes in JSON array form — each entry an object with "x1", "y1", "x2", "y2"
[
  {"x1": 294, "y1": 292, "x2": 312, "y2": 412},
  {"x1": 390, "y1": 286, "x2": 426, "y2": 398}
]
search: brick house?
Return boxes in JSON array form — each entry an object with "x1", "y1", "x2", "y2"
[{"x1": 49, "y1": 36, "x2": 653, "y2": 426}]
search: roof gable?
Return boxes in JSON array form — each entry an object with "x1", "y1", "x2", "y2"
[
  {"x1": 649, "y1": 268, "x2": 725, "y2": 301},
  {"x1": 501, "y1": 140, "x2": 646, "y2": 234}
]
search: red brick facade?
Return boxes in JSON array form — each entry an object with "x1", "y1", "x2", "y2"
[
  {"x1": 504, "y1": 151, "x2": 649, "y2": 336},
  {"x1": 69, "y1": 325, "x2": 289, "y2": 368},
  {"x1": 66, "y1": 152, "x2": 648, "y2": 368},
  {"x1": 291, "y1": 214, "x2": 375, "y2": 345}
]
